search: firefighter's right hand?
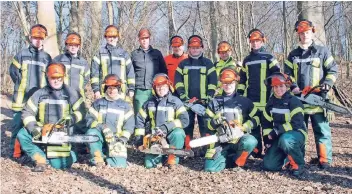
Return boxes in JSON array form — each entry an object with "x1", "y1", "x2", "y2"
[
  {"x1": 31, "y1": 128, "x2": 41, "y2": 140},
  {"x1": 133, "y1": 135, "x2": 143, "y2": 147},
  {"x1": 94, "y1": 91, "x2": 102, "y2": 100},
  {"x1": 212, "y1": 117, "x2": 223, "y2": 126},
  {"x1": 291, "y1": 87, "x2": 300, "y2": 94},
  {"x1": 102, "y1": 127, "x2": 115, "y2": 143}
]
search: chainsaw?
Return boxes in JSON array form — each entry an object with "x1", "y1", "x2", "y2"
[
  {"x1": 189, "y1": 117, "x2": 244, "y2": 148},
  {"x1": 299, "y1": 85, "x2": 352, "y2": 116},
  {"x1": 137, "y1": 134, "x2": 194, "y2": 157},
  {"x1": 32, "y1": 117, "x2": 99, "y2": 145},
  {"x1": 183, "y1": 97, "x2": 207, "y2": 116}
]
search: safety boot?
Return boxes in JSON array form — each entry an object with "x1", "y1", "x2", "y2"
[
  {"x1": 292, "y1": 167, "x2": 304, "y2": 177},
  {"x1": 32, "y1": 163, "x2": 47, "y2": 172},
  {"x1": 319, "y1": 162, "x2": 330, "y2": 170}
]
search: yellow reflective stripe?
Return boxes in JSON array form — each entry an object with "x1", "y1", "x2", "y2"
[
  {"x1": 173, "y1": 119, "x2": 182, "y2": 128},
  {"x1": 72, "y1": 98, "x2": 83, "y2": 111},
  {"x1": 291, "y1": 107, "x2": 303, "y2": 118},
  {"x1": 283, "y1": 123, "x2": 293, "y2": 132},
  {"x1": 175, "y1": 82, "x2": 184, "y2": 90},
  {"x1": 168, "y1": 108, "x2": 174, "y2": 121},
  {"x1": 89, "y1": 107, "x2": 99, "y2": 119},
  {"x1": 249, "y1": 106, "x2": 257, "y2": 118},
  {"x1": 244, "y1": 65, "x2": 249, "y2": 97},
  {"x1": 263, "y1": 110, "x2": 273, "y2": 122},
  {"x1": 180, "y1": 94, "x2": 187, "y2": 100},
  {"x1": 126, "y1": 58, "x2": 132, "y2": 65},
  {"x1": 73, "y1": 111, "x2": 83, "y2": 122},
  {"x1": 12, "y1": 59, "x2": 21, "y2": 69},
  {"x1": 39, "y1": 102, "x2": 45, "y2": 123},
  {"x1": 298, "y1": 129, "x2": 308, "y2": 142},
  {"x1": 263, "y1": 128, "x2": 272, "y2": 136},
  {"x1": 205, "y1": 148, "x2": 216, "y2": 159},
  {"x1": 176, "y1": 67, "x2": 183, "y2": 74},
  {"x1": 93, "y1": 56, "x2": 100, "y2": 64},
  {"x1": 47, "y1": 145, "x2": 71, "y2": 152},
  {"x1": 135, "y1": 128, "x2": 145, "y2": 136},
  {"x1": 237, "y1": 84, "x2": 246, "y2": 91},
  {"x1": 324, "y1": 56, "x2": 334, "y2": 68},
  {"x1": 124, "y1": 110, "x2": 133, "y2": 121},
  {"x1": 91, "y1": 121, "x2": 99, "y2": 128},
  {"x1": 62, "y1": 103, "x2": 70, "y2": 119},
  {"x1": 260, "y1": 62, "x2": 267, "y2": 105},
  {"x1": 285, "y1": 60, "x2": 293, "y2": 69},
  {"x1": 207, "y1": 120, "x2": 215, "y2": 131},
  {"x1": 284, "y1": 113, "x2": 290, "y2": 122},
  {"x1": 176, "y1": 106, "x2": 187, "y2": 117},
  {"x1": 243, "y1": 121, "x2": 253, "y2": 132},
  {"x1": 293, "y1": 63, "x2": 298, "y2": 82},
  {"x1": 139, "y1": 109, "x2": 147, "y2": 119},
  {"x1": 269, "y1": 59, "x2": 278, "y2": 69},
  {"x1": 27, "y1": 98, "x2": 38, "y2": 113},
  {"x1": 85, "y1": 69, "x2": 90, "y2": 77},
  {"x1": 200, "y1": 68, "x2": 206, "y2": 99},
  {"x1": 312, "y1": 58, "x2": 320, "y2": 86},
  {"x1": 148, "y1": 109, "x2": 155, "y2": 128},
  {"x1": 303, "y1": 104, "x2": 324, "y2": 114},
  {"x1": 253, "y1": 116, "x2": 260, "y2": 126},
  {"x1": 208, "y1": 84, "x2": 217, "y2": 90},
  {"x1": 205, "y1": 109, "x2": 215, "y2": 117},
  {"x1": 121, "y1": 130, "x2": 131, "y2": 139},
  {"x1": 16, "y1": 63, "x2": 28, "y2": 107},
  {"x1": 47, "y1": 152, "x2": 71, "y2": 158},
  {"x1": 12, "y1": 103, "x2": 24, "y2": 111},
  {"x1": 91, "y1": 77, "x2": 99, "y2": 84},
  {"x1": 127, "y1": 78, "x2": 135, "y2": 84},
  {"x1": 207, "y1": 67, "x2": 215, "y2": 75},
  {"x1": 184, "y1": 69, "x2": 189, "y2": 99},
  {"x1": 326, "y1": 74, "x2": 337, "y2": 83},
  {"x1": 23, "y1": 116, "x2": 37, "y2": 126}
]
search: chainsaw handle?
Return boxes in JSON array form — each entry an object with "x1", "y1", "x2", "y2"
[{"x1": 301, "y1": 85, "x2": 322, "y2": 98}]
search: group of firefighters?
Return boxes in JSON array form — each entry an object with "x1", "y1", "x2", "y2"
[{"x1": 9, "y1": 19, "x2": 338, "y2": 177}]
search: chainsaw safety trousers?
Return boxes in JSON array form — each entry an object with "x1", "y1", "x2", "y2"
[
  {"x1": 204, "y1": 134, "x2": 257, "y2": 172},
  {"x1": 17, "y1": 127, "x2": 77, "y2": 169},
  {"x1": 144, "y1": 128, "x2": 185, "y2": 169},
  {"x1": 86, "y1": 128, "x2": 127, "y2": 168},
  {"x1": 284, "y1": 42, "x2": 337, "y2": 165},
  {"x1": 263, "y1": 131, "x2": 305, "y2": 171},
  {"x1": 91, "y1": 44, "x2": 135, "y2": 95}
]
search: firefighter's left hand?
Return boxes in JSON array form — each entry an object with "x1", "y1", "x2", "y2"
[
  {"x1": 292, "y1": 87, "x2": 300, "y2": 94},
  {"x1": 103, "y1": 127, "x2": 115, "y2": 143},
  {"x1": 128, "y1": 90, "x2": 135, "y2": 98},
  {"x1": 155, "y1": 125, "x2": 167, "y2": 137},
  {"x1": 117, "y1": 136, "x2": 128, "y2": 145},
  {"x1": 268, "y1": 128, "x2": 279, "y2": 140}
]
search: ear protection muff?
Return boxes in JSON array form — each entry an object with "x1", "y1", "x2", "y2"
[
  {"x1": 248, "y1": 29, "x2": 267, "y2": 42},
  {"x1": 294, "y1": 19, "x2": 315, "y2": 33}
]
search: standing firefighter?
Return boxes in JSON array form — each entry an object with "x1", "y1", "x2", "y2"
[
  {"x1": 135, "y1": 74, "x2": 189, "y2": 168},
  {"x1": 164, "y1": 35, "x2": 188, "y2": 88},
  {"x1": 237, "y1": 29, "x2": 280, "y2": 158},
  {"x1": 91, "y1": 25, "x2": 135, "y2": 102},
  {"x1": 215, "y1": 41, "x2": 239, "y2": 76},
  {"x1": 9, "y1": 24, "x2": 52, "y2": 159},
  {"x1": 86, "y1": 74, "x2": 135, "y2": 168},
  {"x1": 174, "y1": 35, "x2": 217, "y2": 149},
  {"x1": 284, "y1": 19, "x2": 338, "y2": 169},
  {"x1": 204, "y1": 68, "x2": 259, "y2": 172},
  {"x1": 262, "y1": 73, "x2": 307, "y2": 177},
  {"x1": 17, "y1": 63, "x2": 85, "y2": 172},
  {"x1": 131, "y1": 28, "x2": 167, "y2": 114}
]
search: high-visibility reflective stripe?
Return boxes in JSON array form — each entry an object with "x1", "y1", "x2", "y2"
[
  {"x1": 173, "y1": 119, "x2": 182, "y2": 128},
  {"x1": 298, "y1": 129, "x2": 308, "y2": 142},
  {"x1": 100, "y1": 56, "x2": 108, "y2": 94},
  {"x1": 139, "y1": 109, "x2": 148, "y2": 119},
  {"x1": 208, "y1": 84, "x2": 217, "y2": 90},
  {"x1": 135, "y1": 128, "x2": 145, "y2": 136},
  {"x1": 85, "y1": 69, "x2": 91, "y2": 77},
  {"x1": 312, "y1": 58, "x2": 321, "y2": 86},
  {"x1": 285, "y1": 60, "x2": 293, "y2": 69},
  {"x1": 126, "y1": 58, "x2": 132, "y2": 65},
  {"x1": 23, "y1": 116, "x2": 36, "y2": 126},
  {"x1": 185, "y1": 66, "x2": 203, "y2": 69},
  {"x1": 263, "y1": 110, "x2": 273, "y2": 122},
  {"x1": 326, "y1": 74, "x2": 336, "y2": 83},
  {"x1": 284, "y1": 113, "x2": 290, "y2": 122},
  {"x1": 207, "y1": 67, "x2": 215, "y2": 75},
  {"x1": 175, "y1": 82, "x2": 184, "y2": 89},
  {"x1": 148, "y1": 109, "x2": 155, "y2": 128},
  {"x1": 91, "y1": 121, "x2": 99, "y2": 128},
  {"x1": 47, "y1": 152, "x2": 71, "y2": 158},
  {"x1": 176, "y1": 106, "x2": 187, "y2": 117},
  {"x1": 100, "y1": 108, "x2": 124, "y2": 115},
  {"x1": 260, "y1": 61, "x2": 267, "y2": 105},
  {"x1": 243, "y1": 121, "x2": 253, "y2": 132},
  {"x1": 244, "y1": 65, "x2": 249, "y2": 97},
  {"x1": 205, "y1": 148, "x2": 216, "y2": 159},
  {"x1": 293, "y1": 58, "x2": 320, "y2": 63},
  {"x1": 249, "y1": 107, "x2": 257, "y2": 118},
  {"x1": 263, "y1": 128, "x2": 272, "y2": 136},
  {"x1": 207, "y1": 120, "x2": 215, "y2": 131},
  {"x1": 291, "y1": 107, "x2": 303, "y2": 118},
  {"x1": 180, "y1": 93, "x2": 187, "y2": 100},
  {"x1": 324, "y1": 56, "x2": 334, "y2": 68},
  {"x1": 98, "y1": 112, "x2": 103, "y2": 123},
  {"x1": 41, "y1": 99, "x2": 68, "y2": 105},
  {"x1": 72, "y1": 98, "x2": 83, "y2": 110},
  {"x1": 12, "y1": 103, "x2": 24, "y2": 111},
  {"x1": 89, "y1": 107, "x2": 99, "y2": 119},
  {"x1": 271, "y1": 108, "x2": 290, "y2": 114},
  {"x1": 121, "y1": 130, "x2": 131, "y2": 139},
  {"x1": 293, "y1": 63, "x2": 298, "y2": 82},
  {"x1": 127, "y1": 79, "x2": 135, "y2": 84},
  {"x1": 269, "y1": 59, "x2": 279, "y2": 69},
  {"x1": 73, "y1": 111, "x2": 82, "y2": 122},
  {"x1": 304, "y1": 105, "x2": 324, "y2": 114},
  {"x1": 283, "y1": 123, "x2": 293, "y2": 131},
  {"x1": 16, "y1": 63, "x2": 28, "y2": 109},
  {"x1": 91, "y1": 77, "x2": 99, "y2": 84},
  {"x1": 12, "y1": 59, "x2": 21, "y2": 69},
  {"x1": 93, "y1": 56, "x2": 100, "y2": 64},
  {"x1": 253, "y1": 116, "x2": 260, "y2": 127},
  {"x1": 47, "y1": 145, "x2": 71, "y2": 152},
  {"x1": 245, "y1": 60, "x2": 266, "y2": 66},
  {"x1": 183, "y1": 68, "x2": 189, "y2": 99},
  {"x1": 176, "y1": 67, "x2": 183, "y2": 74},
  {"x1": 27, "y1": 98, "x2": 38, "y2": 113},
  {"x1": 124, "y1": 110, "x2": 133, "y2": 120},
  {"x1": 237, "y1": 84, "x2": 245, "y2": 91},
  {"x1": 39, "y1": 102, "x2": 45, "y2": 123},
  {"x1": 62, "y1": 103, "x2": 70, "y2": 121},
  {"x1": 120, "y1": 57, "x2": 127, "y2": 93},
  {"x1": 205, "y1": 109, "x2": 215, "y2": 117},
  {"x1": 200, "y1": 68, "x2": 207, "y2": 99},
  {"x1": 22, "y1": 60, "x2": 46, "y2": 67}
]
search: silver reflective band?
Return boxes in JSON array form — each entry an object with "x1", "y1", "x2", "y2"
[
  {"x1": 185, "y1": 66, "x2": 204, "y2": 70},
  {"x1": 245, "y1": 60, "x2": 266, "y2": 66},
  {"x1": 23, "y1": 60, "x2": 46, "y2": 67},
  {"x1": 293, "y1": 58, "x2": 319, "y2": 63},
  {"x1": 271, "y1": 108, "x2": 290, "y2": 114},
  {"x1": 41, "y1": 99, "x2": 68, "y2": 105}
]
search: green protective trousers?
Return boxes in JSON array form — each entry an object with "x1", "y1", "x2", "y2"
[
  {"x1": 304, "y1": 113, "x2": 332, "y2": 164},
  {"x1": 144, "y1": 128, "x2": 186, "y2": 169},
  {"x1": 86, "y1": 128, "x2": 127, "y2": 168},
  {"x1": 133, "y1": 89, "x2": 152, "y2": 115},
  {"x1": 10, "y1": 111, "x2": 23, "y2": 156},
  {"x1": 16, "y1": 128, "x2": 77, "y2": 169},
  {"x1": 263, "y1": 130, "x2": 305, "y2": 171},
  {"x1": 204, "y1": 134, "x2": 258, "y2": 172},
  {"x1": 252, "y1": 110, "x2": 263, "y2": 156}
]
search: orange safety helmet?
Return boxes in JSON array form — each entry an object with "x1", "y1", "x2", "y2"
[
  {"x1": 265, "y1": 72, "x2": 292, "y2": 87},
  {"x1": 220, "y1": 68, "x2": 240, "y2": 83},
  {"x1": 104, "y1": 25, "x2": 119, "y2": 37},
  {"x1": 104, "y1": 74, "x2": 122, "y2": 92},
  {"x1": 152, "y1": 73, "x2": 174, "y2": 94},
  {"x1": 170, "y1": 35, "x2": 184, "y2": 47},
  {"x1": 248, "y1": 29, "x2": 266, "y2": 42},
  {"x1": 65, "y1": 32, "x2": 81, "y2": 45},
  {"x1": 30, "y1": 24, "x2": 47, "y2": 39},
  {"x1": 46, "y1": 63, "x2": 66, "y2": 78},
  {"x1": 188, "y1": 35, "x2": 203, "y2": 48},
  {"x1": 217, "y1": 41, "x2": 232, "y2": 53},
  {"x1": 138, "y1": 28, "x2": 151, "y2": 38},
  {"x1": 295, "y1": 19, "x2": 315, "y2": 33}
]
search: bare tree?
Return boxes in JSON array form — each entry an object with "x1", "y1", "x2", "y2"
[
  {"x1": 107, "y1": 1, "x2": 114, "y2": 25},
  {"x1": 91, "y1": 1, "x2": 102, "y2": 55},
  {"x1": 209, "y1": 1, "x2": 217, "y2": 62}
]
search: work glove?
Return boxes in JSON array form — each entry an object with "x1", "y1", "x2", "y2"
[
  {"x1": 155, "y1": 125, "x2": 167, "y2": 137},
  {"x1": 133, "y1": 135, "x2": 144, "y2": 147},
  {"x1": 212, "y1": 117, "x2": 223, "y2": 126},
  {"x1": 109, "y1": 141, "x2": 127, "y2": 158},
  {"x1": 31, "y1": 128, "x2": 41, "y2": 140},
  {"x1": 268, "y1": 128, "x2": 279, "y2": 140},
  {"x1": 103, "y1": 127, "x2": 115, "y2": 143},
  {"x1": 326, "y1": 110, "x2": 335, "y2": 122},
  {"x1": 117, "y1": 136, "x2": 128, "y2": 145},
  {"x1": 321, "y1": 83, "x2": 331, "y2": 100},
  {"x1": 263, "y1": 135, "x2": 273, "y2": 149}
]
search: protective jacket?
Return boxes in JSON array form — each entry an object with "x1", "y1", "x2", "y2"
[
  {"x1": 9, "y1": 45, "x2": 52, "y2": 111},
  {"x1": 91, "y1": 44, "x2": 135, "y2": 94},
  {"x1": 164, "y1": 53, "x2": 188, "y2": 86},
  {"x1": 262, "y1": 91, "x2": 307, "y2": 140},
  {"x1": 238, "y1": 48, "x2": 280, "y2": 109},
  {"x1": 214, "y1": 56, "x2": 238, "y2": 76},
  {"x1": 174, "y1": 55, "x2": 217, "y2": 101},
  {"x1": 86, "y1": 97, "x2": 134, "y2": 140},
  {"x1": 53, "y1": 51, "x2": 90, "y2": 98},
  {"x1": 131, "y1": 46, "x2": 167, "y2": 89},
  {"x1": 284, "y1": 42, "x2": 338, "y2": 114},
  {"x1": 22, "y1": 84, "x2": 85, "y2": 134},
  {"x1": 135, "y1": 92, "x2": 189, "y2": 136}
]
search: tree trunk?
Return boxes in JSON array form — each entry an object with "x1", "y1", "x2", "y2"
[
  {"x1": 237, "y1": 1, "x2": 243, "y2": 61},
  {"x1": 91, "y1": 1, "x2": 102, "y2": 55},
  {"x1": 13, "y1": 2, "x2": 31, "y2": 42},
  {"x1": 297, "y1": 1, "x2": 327, "y2": 45},
  {"x1": 70, "y1": 2, "x2": 79, "y2": 32},
  {"x1": 283, "y1": 1, "x2": 288, "y2": 57},
  {"x1": 107, "y1": 1, "x2": 114, "y2": 25},
  {"x1": 77, "y1": 1, "x2": 85, "y2": 49},
  {"x1": 37, "y1": 1, "x2": 60, "y2": 57},
  {"x1": 210, "y1": 1, "x2": 218, "y2": 62},
  {"x1": 168, "y1": 1, "x2": 176, "y2": 54}
]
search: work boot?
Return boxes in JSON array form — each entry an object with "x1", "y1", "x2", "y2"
[
  {"x1": 309, "y1": 157, "x2": 319, "y2": 165},
  {"x1": 231, "y1": 166, "x2": 245, "y2": 172},
  {"x1": 319, "y1": 162, "x2": 330, "y2": 170},
  {"x1": 95, "y1": 162, "x2": 106, "y2": 168},
  {"x1": 292, "y1": 168, "x2": 304, "y2": 177},
  {"x1": 32, "y1": 163, "x2": 46, "y2": 172}
]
